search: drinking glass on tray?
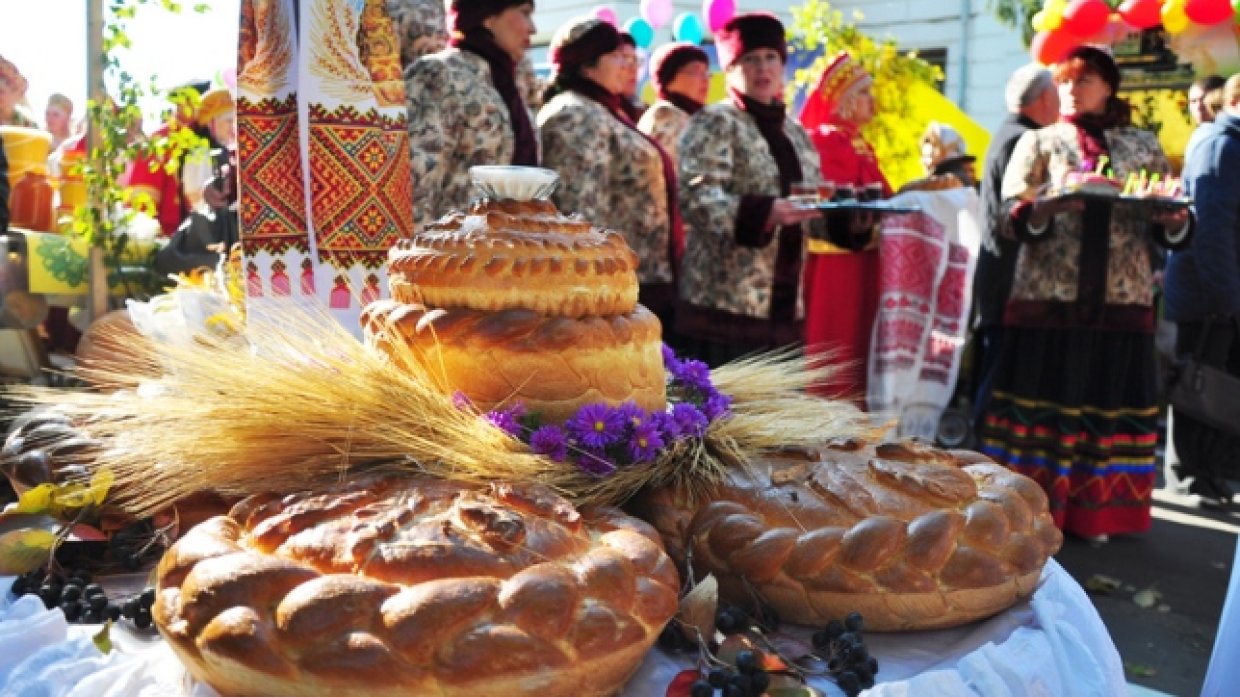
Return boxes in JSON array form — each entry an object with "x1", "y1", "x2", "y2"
[{"x1": 790, "y1": 181, "x2": 821, "y2": 207}]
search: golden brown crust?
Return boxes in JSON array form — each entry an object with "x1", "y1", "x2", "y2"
[
  {"x1": 389, "y1": 198, "x2": 639, "y2": 318},
  {"x1": 631, "y1": 440, "x2": 1063, "y2": 632},
  {"x1": 361, "y1": 299, "x2": 667, "y2": 423},
  {"x1": 155, "y1": 476, "x2": 679, "y2": 697}
]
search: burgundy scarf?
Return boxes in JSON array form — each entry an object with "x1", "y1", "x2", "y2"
[
  {"x1": 453, "y1": 28, "x2": 538, "y2": 166},
  {"x1": 562, "y1": 73, "x2": 684, "y2": 268},
  {"x1": 663, "y1": 91, "x2": 704, "y2": 116},
  {"x1": 729, "y1": 87, "x2": 804, "y2": 323}
]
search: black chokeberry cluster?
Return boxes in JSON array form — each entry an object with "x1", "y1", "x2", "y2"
[
  {"x1": 10, "y1": 569, "x2": 157, "y2": 630},
  {"x1": 811, "y1": 612, "x2": 878, "y2": 697},
  {"x1": 689, "y1": 648, "x2": 772, "y2": 697},
  {"x1": 715, "y1": 603, "x2": 780, "y2": 635},
  {"x1": 108, "y1": 519, "x2": 166, "y2": 571}
]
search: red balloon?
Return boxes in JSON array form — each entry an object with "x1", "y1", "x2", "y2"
[
  {"x1": 1031, "y1": 29, "x2": 1079, "y2": 65},
  {"x1": 1118, "y1": 0, "x2": 1163, "y2": 29},
  {"x1": 1061, "y1": 0, "x2": 1111, "y2": 35},
  {"x1": 1185, "y1": 0, "x2": 1235, "y2": 25}
]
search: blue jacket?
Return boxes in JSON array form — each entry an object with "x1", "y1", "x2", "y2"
[{"x1": 1165, "y1": 113, "x2": 1240, "y2": 322}]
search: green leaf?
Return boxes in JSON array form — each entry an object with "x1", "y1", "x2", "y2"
[
  {"x1": 1125, "y1": 662, "x2": 1157, "y2": 678},
  {"x1": 92, "y1": 621, "x2": 114, "y2": 655},
  {"x1": 0, "y1": 528, "x2": 57, "y2": 575}
]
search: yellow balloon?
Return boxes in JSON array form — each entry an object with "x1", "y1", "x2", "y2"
[
  {"x1": 1045, "y1": 11, "x2": 1063, "y2": 30},
  {"x1": 1162, "y1": 2, "x2": 1189, "y2": 34},
  {"x1": 1032, "y1": 10, "x2": 1049, "y2": 31}
]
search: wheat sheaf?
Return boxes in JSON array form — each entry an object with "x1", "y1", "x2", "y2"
[{"x1": 8, "y1": 301, "x2": 869, "y2": 516}]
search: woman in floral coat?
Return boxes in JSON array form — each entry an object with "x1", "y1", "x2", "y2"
[
  {"x1": 637, "y1": 42, "x2": 711, "y2": 162},
  {"x1": 675, "y1": 13, "x2": 823, "y2": 366},
  {"x1": 405, "y1": 0, "x2": 538, "y2": 230},
  {"x1": 537, "y1": 16, "x2": 682, "y2": 339},
  {"x1": 979, "y1": 46, "x2": 1192, "y2": 542}
]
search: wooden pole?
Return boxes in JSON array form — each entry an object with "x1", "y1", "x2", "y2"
[{"x1": 86, "y1": 0, "x2": 109, "y2": 323}]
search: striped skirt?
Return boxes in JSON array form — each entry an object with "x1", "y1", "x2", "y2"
[{"x1": 978, "y1": 326, "x2": 1159, "y2": 537}]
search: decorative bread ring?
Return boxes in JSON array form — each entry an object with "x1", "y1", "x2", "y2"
[
  {"x1": 361, "y1": 299, "x2": 667, "y2": 423},
  {"x1": 154, "y1": 476, "x2": 680, "y2": 697},
  {"x1": 631, "y1": 439, "x2": 1063, "y2": 631},
  {"x1": 389, "y1": 198, "x2": 640, "y2": 319}
]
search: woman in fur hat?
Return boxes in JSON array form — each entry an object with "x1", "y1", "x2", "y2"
[
  {"x1": 674, "y1": 12, "x2": 824, "y2": 366},
  {"x1": 537, "y1": 16, "x2": 682, "y2": 341}
]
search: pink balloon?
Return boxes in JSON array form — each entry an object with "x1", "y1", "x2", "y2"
[
  {"x1": 641, "y1": 0, "x2": 674, "y2": 29},
  {"x1": 1185, "y1": 0, "x2": 1235, "y2": 25},
  {"x1": 594, "y1": 6, "x2": 618, "y2": 26},
  {"x1": 702, "y1": 0, "x2": 737, "y2": 33}
]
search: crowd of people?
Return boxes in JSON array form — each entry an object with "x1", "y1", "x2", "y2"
[{"x1": 2, "y1": 2, "x2": 1238, "y2": 547}]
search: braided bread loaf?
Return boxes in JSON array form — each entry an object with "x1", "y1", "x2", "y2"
[
  {"x1": 154, "y1": 476, "x2": 680, "y2": 697},
  {"x1": 366, "y1": 196, "x2": 666, "y2": 422},
  {"x1": 633, "y1": 439, "x2": 1062, "y2": 631}
]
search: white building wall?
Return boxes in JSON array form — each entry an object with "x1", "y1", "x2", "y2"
[{"x1": 531, "y1": 1, "x2": 1032, "y2": 135}]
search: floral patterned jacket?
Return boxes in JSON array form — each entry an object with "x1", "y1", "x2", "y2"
[
  {"x1": 538, "y1": 92, "x2": 673, "y2": 285},
  {"x1": 637, "y1": 100, "x2": 691, "y2": 162},
  {"x1": 406, "y1": 49, "x2": 537, "y2": 231},
  {"x1": 385, "y1": 0, "x2": 447, "y2": 68},
  {"x1": 677, "y1": 102, "x2": 821, "y2": 319},
  {"x1": 1002, "y1": 122, "x2": 1184, "y2": 318}
]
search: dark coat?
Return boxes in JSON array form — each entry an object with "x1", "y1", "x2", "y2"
[
  {"x1": 972, "y1": 113, "x2": 1040, "y2": 329},
  {"x1": 0, "y1": 142, "x2": 9, "y2": 232},
  {"x1": 1165, "y1": 113, "x2": 1240, "y2": 322}
]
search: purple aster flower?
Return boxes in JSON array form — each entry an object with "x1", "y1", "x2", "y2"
[
  {"x1": 565, "y1": 403, "x2": 625, "y2": 450},
  {"x1": 485, "y1": 405, "x2": 526, "y2": 437},
  {"x1": 627, "y1": 421, "x2": 664, "y2": 463},
  {"x1": 702, "y1": 391, "x2": 733, "y2": 421},
  {"x1": 577, "y1": 451, "x2": 617, "y2": 477},
  {"x1": 649, "y1": 410, "x2": 680, "y2": 439},
  {"x1": 661, "y1": 343, "x2": 682, "y2": 373},
  {"x1": 530, "y1": 425, "x2": 569, "y2": 461},
  {"x1": 670, "y1": 402, "x2": 709, "y2": 438},
  {"x1": 673, "y1": 358, "x2": 713, "y2": 392},
  {"x1": 614, "y1": 401, "x2": 648, "y2": 431}
]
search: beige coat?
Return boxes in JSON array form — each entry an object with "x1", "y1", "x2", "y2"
[
  {"x1": 1002, "y1": 122, "x2": 1177, "y2": 309},
  {"x1": 405, "y1": 49, "x2": 537, "y2": 230},
  {"x1": 538, "y1": 91, "x2": 673, "y2": 285},
  {"x1": 677, "y1": 102, "x2": 822, "y2": 319},
  {"x1": 637, "y1": 99, "x2": 692, "y2": 162}
]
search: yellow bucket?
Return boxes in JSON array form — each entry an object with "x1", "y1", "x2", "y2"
[{"x1": 0, "y1": 126, "x2": 52, "y2": 188}]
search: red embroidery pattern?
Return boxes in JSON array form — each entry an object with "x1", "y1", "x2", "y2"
[
  {"x1": 237, "y1": 94, "x2": 309, "y2": 257},
  {"x1": 308, "y1": 103, "x2": 413, "y2": 271}
]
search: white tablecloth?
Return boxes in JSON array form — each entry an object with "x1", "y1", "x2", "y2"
[{"x1": 0, "y1": 559, "x2": 1124, "y2": 697}]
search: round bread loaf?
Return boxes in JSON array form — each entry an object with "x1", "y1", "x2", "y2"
[
  {"x1": 154, "y1": 476, "x2": 680, "y2": 697},
  {"x1": 631, "y1": 439, "x2": 1063, "y2": 632},
  {"x1": 362, "y1": 299, "x2": 667, "y2": 423},
  {"x1": 389, "y1": 198, "x2": 639, "y2": 319}
]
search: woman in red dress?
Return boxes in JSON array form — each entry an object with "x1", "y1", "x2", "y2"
[{"x1": 799, "y1": 52, "x2": 890, "y2": 402}]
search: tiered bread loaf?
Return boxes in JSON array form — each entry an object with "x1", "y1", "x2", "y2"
[
  {"x1": 154, "y1": 476, "x2": 680, "y2": 697},
  {"x1": 631, "y1": 438, "x2": 1063, "y2": 631},
  {"x1": 363, "y1": 197, "x2": 666, "y2": 422}
]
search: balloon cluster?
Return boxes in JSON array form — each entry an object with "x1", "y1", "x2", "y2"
[
  {"x1": 593, "y1": 0, "x2": 737, "y2": 49},
  {"x1": 1029, "y1": 0, "x2": 1237, "y2": 65}
]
